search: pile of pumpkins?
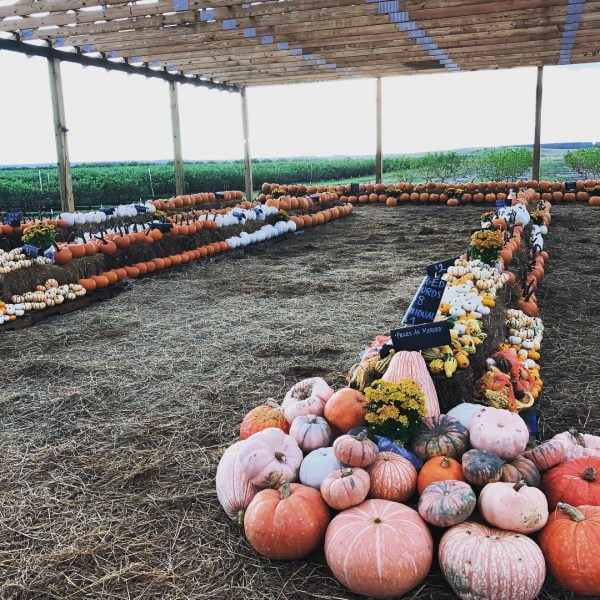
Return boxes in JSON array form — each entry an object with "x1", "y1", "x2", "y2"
[
  {"x1": 0, "y1": 248, "x2": 52, "y2": 274},
  {"x1": 217, "y1": 367, "x2": 600, "y2": 599},
  {"x1": 151, "y1": 190, "x2": 243, "y2": 211}
]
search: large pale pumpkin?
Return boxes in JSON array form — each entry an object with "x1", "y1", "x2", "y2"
[
  {"x1": 479, "y1": 480, "x2": 548, "y2": 533},
  {"x1": 382, "y1": 350, "x2": 440, "y2": 418},
  {"x1": 418, "y1": 480, "x2": 476, "y2": 527},
  {"x1": 282, "y1": 377, "x2": 334, "y2": 424},
  {"x1": 216, "y1": 441, "x2": 260, "y2": 523},
  {"x1": 411, "y1": 415, "x2": 469, "y2": 461},
  {"x1": 542, "y1": 456, "x2": 600, "y2": 509},
  {"x1": 538, "y1": 503, "x2": 600, "y2": 596},
  {"x1": 323, "y1": 388, "x2": 367, "y2": 433},
  {"x1": 239, "y1": 427, "x2": 303, "y2": 488},
  {"x1": 244, "y1": 482, "x2": 330, "y2": 560},
  {"x1": 439, "y1": 522, "x2": 546, "y2": 600},
  {"x1": 239, "y1": 400, "x2": 289, "y2": 440},
  {"x1": 367, "y1": 451, "x2": 417, "y2": 502},
  {"x1": 325, "y1": 499, "x2": 433, "y2": 598},
  {"x1": 447, "y1": 402, "x2": 483, "y2": 429},
  {"x1": 553, "y1": 429, "x2": 600, "y2": 461},
  {"x1": 289, "y1": 414, "x2": 331, "y2": 453},
  {"x1": 299, "y1": 447, "x2": 342, "y2": 490},
  {"x1": 320, "y1": 467, "x2": 370, "y2": 510},
  {"x1": 469, "y1": 407, "x2": 528, "y2": 460}
]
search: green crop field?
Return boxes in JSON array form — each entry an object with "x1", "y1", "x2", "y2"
[{"x1": 0, "y1": 146, "x2": 596, "y2": 213}]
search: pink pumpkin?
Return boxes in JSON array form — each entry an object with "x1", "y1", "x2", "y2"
[
  {"x1": 553, "y1": 428, "x2": 600, "y2": 461},
  {"x1": 469, "y1": 407, "x2": 528, "y2": 460},
  {"x1": 479, "y1": 480, "x2": 548, "y2": 533},
  {"x1": 325, "y1": 499, "x2": 433, "y2": 598},
  {"x1": 282, "y1": 377, "x2": 333, "y2": 424},
  {"x1": 216, "y1": 441, "x2": 260, "y2": 523},
  {"x1": 367, "y1": 451, "x2": 417, "y2": 502},
  {"x1": 289, "y1": 414, "x2": 331, "y2": 453},
  {"x1": 320, "y1": 467, "x2": 370, "y2": 510},
  {"x1": 439, "y1": 522, "x2": 546, "y2": 600},
  {"x1": 239, "y1": 427, "x2": 303, "y2": 488}
]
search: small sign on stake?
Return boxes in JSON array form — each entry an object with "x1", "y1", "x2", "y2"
[
  {"x1": 402, "y1": 275, "x2": 447, "y2": 325},
  {"x1": 391, "y1": 320, "x2": 453, "y2": 352}
]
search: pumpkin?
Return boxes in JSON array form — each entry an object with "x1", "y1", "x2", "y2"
[
  {"x1": 289, "y1": 414, "x2": 331, "y2": 453},
  {"x1": 325, "y1": 499, "x2": 432, "y2": 598},
  {"x1": 411, "y1": 415, "x2": 469, "y2": 461},
  {"x1": 382, "y1": 351, "x2": 440, "y2": 418},
  {"x1": 447, "y1": 402, "x2": 482, "y2": 429},
  {"x1": 542, "y1": 456, "x2": 600, "y2": 509},
  {"x1": 367, "y1": 451, "x2": 417, "y2": 502},
  {"x1": 239, "y1": 427, "x2": 303, "y2": 488},
  {"x1": 282, "y1": 377, "x2": 334, "y2": 424},
  {"x1": 299, "y1": 446, "x2": 342, "y2": 489},
  {"x1": 418, "y1": 480, "x2": 476, "y2": 527},
  {"x1": 538, "y1": 503, "x2": 600, "y2": 596},
  {"x1": 462, "y1": 449, "x2": 504, "y2": 486},
  {"x1": 244, "y1": 482, "x2": 329, "y2": 560},
  {"x1": 522, "y1": 440, "x2": 565, "y2": 471},
  {"x1": 469, "y1": 407, "x2": 528, "y2": 460},
  {"x1": 239, "y1": 400, "x2": 289, "y2": 440},
  {"x1": 320, "y1": 467, "x2": 370, "y2": 510},
  {"x1": 439, "y1": 522, "x2": 545, "y2": 600},
  {"x1": 418, "y1": 456, "x2": 465, "y2": 494},
  {"x1": 479, "y1": 480, "x2": 548, "y2": 533},
  {"x1": 501, "y1": 456, "x2": 540, "y2": 487},
  {"x1": 323, "y1": 388, "x2": 367, "y2": 433},
  {"x1": 333, "y1": 430, "x2": 379, "y2": 467},
  {"x1": 553, "y1": 428, "x2": 600, "y2": 461},
  {"x1": 216, "y1": 441, "x2": 259, "y2": 523}
]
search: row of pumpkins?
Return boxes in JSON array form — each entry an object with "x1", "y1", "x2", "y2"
[{"x1": 217, "y1": 370, "x2": 600, "y2": 599}]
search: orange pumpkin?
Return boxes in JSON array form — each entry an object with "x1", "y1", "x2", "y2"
[
  {"x1": 91, "y1": 275, "x2": 109, "y2": 288},
  {"x1": 323, "y1": 388, "x2": 367, "y2": 433},
  {"x1": 417, "y1": 455, "x2": 465, "y2": 494},
  {"x1": 367, "y1": 451, "x2": 417, "y2": 502},
  {"x1": 54, "y1": 246, "x2": 73, "y2": 265},
  {"x1": 542, "y1": 457, "x2": 600, "y2": 509},
  {"x1": 334, "y1": 431, "x2": 379, "y2": 467},
  {"x1": 239, "y1": 401, "x2": 289, "y2": 440},
  {"x1": 244, "y1": 482, "x2": 329, "y2": 560},
  {"x1": 103, "y1": 271, "x2": 118, "y2": 285},
  {"x1": 124, "y1": 266, "x2": 140, "y2": 278},
  {"x1": 78, "y1": 278, "x2": 96, "y2": 292},
  {"x1": 538, "y1": 503, "x2": 600, "y2": 596}
]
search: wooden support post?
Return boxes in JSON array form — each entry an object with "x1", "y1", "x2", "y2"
[
  {"x1": 47, "y1": 58, "x2": 74, "y2": 212},
  {"x1": 375, "y1": 77, "x2": 383, "y2": 184},
  {"x1": 169, "y1": 81, "x2": 185, "y2": 196},
  {"x1": 532, "y1": 66, "x2": 543, "y2": 182},
  {"x1": 241, "y1": 86, "x2": 253, "y2": 201}
]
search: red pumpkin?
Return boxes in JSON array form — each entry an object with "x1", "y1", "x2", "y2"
[
  {"x1": 411, "y1": 415, "x2": 469, "y2": 461},
  {"x1": 333, "y1": 430, "x2": 379, "y2": 467},
  {"x1": 323, "y1": 388, "x2": 367, "y2": 433},
  {"x1": 244, "y1": 482, "x2": 330, "y2": 560},
  {"x1": 538, "y1": 503, "x2": 600, "y2": 596},
  {"x1": 367, "y1": 451, "x2": 417, "y2": 502},
  {"x1": 542, "y1": 457, "x2": 600, "y2": 509},
  {"x1": 418, "y1": 480, "x2": 476, "y2": 527},
  {"x1": 462, "y1": 449, "x2": 504, "y2": 486},
  {"x1": 439, "y1": 522, "x2": 546, "y2": 600},
  {"x1": 239, "y1": 401, "x2": 289, "y2": 440},
  {"x1": 325, "y1": 499, "x2": 432, "y2": 598},
  {"x1": 522, "y1": 440, "x2": 565, "y2": 471},
  {"x1": 417, "y1": 456, "x2": 465, "y2": 494},
  {"x1": 320, "y1": 467, "x2": 370, "y2": 510}
]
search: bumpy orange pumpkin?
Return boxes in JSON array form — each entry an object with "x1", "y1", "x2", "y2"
[{"x1": 239, "y1": 401, "x2": 289, "y2": 440}]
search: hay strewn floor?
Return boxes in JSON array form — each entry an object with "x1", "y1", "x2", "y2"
[{"x1": 1, "y1": 204, "x2": 598, "y2": 600}]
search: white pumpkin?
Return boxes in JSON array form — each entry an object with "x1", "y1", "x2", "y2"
[
  {"x1": 469, "y1": 407, "x2": 529, "y2": 460},
  {"x1": 448, "y1": 403, "x2": 483, "y2": 429},
  {"x1": 299, "y1": 447, "x2": 342, "y2": 489}
]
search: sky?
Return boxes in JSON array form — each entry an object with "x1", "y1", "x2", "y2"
[{"x1": 0, "y1": 51, "x2": 599, "y2": 166}]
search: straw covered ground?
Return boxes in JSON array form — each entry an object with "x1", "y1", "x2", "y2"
[{"x1": 0, "y1": 204, "x2": 598, "y2": 600}]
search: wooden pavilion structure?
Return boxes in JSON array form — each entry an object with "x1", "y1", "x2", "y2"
[{"x1": 1, "y1": 0, "x2": 598, "y2": 210}]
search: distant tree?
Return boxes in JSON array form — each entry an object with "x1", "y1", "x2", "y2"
[
  {"x1": 472, "y1": 148, "x2": 532, "y2": 181},
  {"x1": 416, "y1": 152, "x2": 465, "y2": 181},
  {"x1": 564, "y1": 148, "x2": 600, "y2": 178}
]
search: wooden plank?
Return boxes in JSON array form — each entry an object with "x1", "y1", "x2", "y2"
[
  {"x1": 375, "y1": 77, "x2": 382, "y2": 185},
  {"x1": 532, "y1": 66, "x2": 543, "y2": 181},
  {"x1": 47, "y1": 57, "x2": 74, "y2": 212},
  {"x1": 169, "y1": 81, "x2": 185, "y2": 196},
  {"x1": 241, "y1": 87, "x2": 253, "y2": 202}
]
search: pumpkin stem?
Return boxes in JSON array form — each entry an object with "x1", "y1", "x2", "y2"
[
  {"x1": 340, "y1": 467, "x2": 353, "y2": 477},
  {"x1": 557, "y1": 502, "x2": 585, "y2": 522},
  {"x1": 356, "y1": 431, "x2": 368, "y2": 442},
  {"x1": 274, "y1": 452, "x2": 286, "y2": 462},
  {"x1": 265, "y1": 399, "x2": 280, "y2": 409},
  {"x1": 582, "y1": 467, "x2": 596, "y2": 482},
  {"x1": 513, "y1": 479, "x2": 526, "y2": 492},
  {"x1": 568, "y1": 427, "x2": 587, "y2": 447},
  {"x1": 279, "y1": 482, "x2": 291, "y2": 499},
  {"x1": 236, "y1": 508, "x2": 245, "y2": 526},
  {"x1": 441, "y1": 457, "x2": 450, "y2": 468}
]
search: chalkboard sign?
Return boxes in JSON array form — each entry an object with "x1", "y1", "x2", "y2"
[
  {"x1": 350, "y1": 183, "x2": 360, "y2": 195},
  {"x1": 98, "y1": 207, "x2": 114, "y2": 216},
  {"x1": 495, "y1": 198, "x2": 506, "y2": 210},
  {"x1": 6, "y1": 212, "x2": 23, "y2": 227},
  {"x1": 426, "y1": 256, "x2": 459, "y2": 277},
  {"x1": 391, "y1": 320, "x2": 452, "y2": 352},
  {"x1": 215, "y1": 192, "x2": 226, "y2": 200},
  {"x1": 565, "y1": 181, "x2": 577, "y2": 192},
  {"x1": 402, "y1": 276, "x2": 447, "y2": 325}
]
